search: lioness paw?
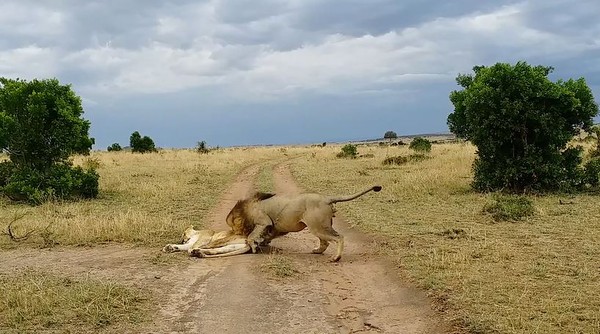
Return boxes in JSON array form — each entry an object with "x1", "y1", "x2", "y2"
[
  {"x1": 190, "y1": 249, "x2": 205, "y2": 258},
  {"x1": 162, "y1": 244, "x2": 177, "y2": 253}
]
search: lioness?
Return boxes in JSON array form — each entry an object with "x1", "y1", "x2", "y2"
[
  {"x1": 225, "y1": 185, "x2": 382, "y2": 262},
  {"x1": 163, "y1": 226, "x2": 250, "y2": 258}
]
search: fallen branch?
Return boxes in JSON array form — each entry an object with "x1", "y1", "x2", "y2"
[{"x1": 2, "y1": 213, "x2": 35, "y2": 242}]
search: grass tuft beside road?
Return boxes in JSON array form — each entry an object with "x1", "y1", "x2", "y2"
[{"x1": 0, "y1": 269, "x2": 149, "y2": 332}]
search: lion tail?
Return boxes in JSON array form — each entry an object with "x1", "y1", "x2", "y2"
[{"x1": 327, "y1": 185, "x2": 382, "y2": 204}]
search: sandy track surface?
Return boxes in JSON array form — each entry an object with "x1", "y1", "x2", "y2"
[{"x1": 0, "y1": 162, "x2": 448, "y2": 333}]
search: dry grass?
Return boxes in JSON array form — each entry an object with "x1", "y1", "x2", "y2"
[
  {"x1": 0, "y1": 147, "x2": 291, "y2": 249},
  {"x1": 260, "y1": 252, "x2": 298, "y2": 278},
  {"x1": 3, "y1": 142, "x2": 599, "y2": 333},
  {"x1": 0, "y1": 269, "x2": 148, "y2": 332},
  {"x1": 291, "y1": 142, "x2": 600, "y2": 334}
]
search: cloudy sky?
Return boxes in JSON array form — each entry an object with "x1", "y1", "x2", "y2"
[{"x1": 1, "y1": 0, "x2": 599, "y2": 148}]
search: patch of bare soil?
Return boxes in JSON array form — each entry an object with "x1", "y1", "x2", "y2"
[{"x1": 0, "y1": 161, "x2": 449, "y2": 333}]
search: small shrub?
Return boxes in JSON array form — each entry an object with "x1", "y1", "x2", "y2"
[
  {"x1": 336, "y1": 144, "x2": 358, "y2": 158},
  {"x1": 483, "y1": 194, "x2": 535, "y2": 221},
  {"x1": 196, "y1": 141, "x2": 210, "y2": 154},
  {"x1": 382, "y1": 154, "x2": 430, "y2": 165},
  {"x1": 107, "y1": 143, "x2": 122, "y2": 152},
  {"x1": 382, "y1": 156, "x2": 409, "y2": 165},
  {"x1": 409, "y1": 137, "x2": 432, "y2": 153}
]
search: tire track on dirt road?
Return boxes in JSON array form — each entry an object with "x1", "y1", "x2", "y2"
[{"x1": 267, "y1": 162, "x2": 448, "y2": 334}]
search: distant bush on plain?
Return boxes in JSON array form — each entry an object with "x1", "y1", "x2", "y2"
[
  {"x1": 382, "y1": 154, "x2": 430, "y2": 165},
  {"x1": 107, "y1": 143, "x2": 122, "y2": 152},
  {"x1": 409, "y1": 137, "x2": 432, "y2": 153},
  {"x1": 336, "y1": 144, "x2": 358, "y2": 158},
  {"x1": 130, "y1": 131, "x2": 157, "y2": 153}
]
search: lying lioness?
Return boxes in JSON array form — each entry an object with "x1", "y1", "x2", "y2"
[
  {"x1": 226, "y1": 185, "x2": 382, "y2": 262},
  {"x1": 162, "y1": 225, "x2": 250, "y2": 258}
]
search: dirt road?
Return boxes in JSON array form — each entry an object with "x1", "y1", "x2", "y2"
[
  {"x1": 156, "y1": 161, "x2": 446, "y2": 333},
  {"x1": 0, "y1": 161, "x2": 447, "y2": 333}
]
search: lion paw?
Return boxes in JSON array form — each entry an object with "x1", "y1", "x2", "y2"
[
  {"x1": 162, "y1": 244, "x2": 177, "y2": 253},
  {"x1": 330, "y1": 255, "x2": 341, "y2": 262},
  {"x1": 190, "y1": 249, "x2": 205, "y2": 258}
]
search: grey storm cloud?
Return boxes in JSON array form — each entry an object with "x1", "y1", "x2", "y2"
[{"x1": 1, "y1": 0, "x2": 599, "y2": 148}]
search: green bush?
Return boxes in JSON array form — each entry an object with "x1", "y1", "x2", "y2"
[
  {"x1": 107, "y1": 143, "x2": 122, "y2": 151},
  {"x1": 0, "y1": 161, "x2": 16, "y2": 187},
  {"x1": 130, "y1": 131, "x2": 157, "y2": 153},
  {"x1": 583, "y1": 157, "x2": 600, "y2": 187},
  {"x1": 384, "y1": 131, "x2": 398, "y2": 140},
  {"x1": 409, "y1": 137, "x2": 432, "y2": 153},
  {"x1": 1, "y1": 164, "x2": 99, "y2": 204},
  {"x1": 448, "y1": 62, "x2": 598, "y2": 192},
  {"x1": 483, "y1": 194, "x2": 535, "y2": 221},
  {"x1": 196, "y1": 141, "x2": 210, "y2": 154},
  {"x1": 336, "y1": 144, "x2": 358, "y2": 158}
]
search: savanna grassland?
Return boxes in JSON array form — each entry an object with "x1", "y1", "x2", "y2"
[
  {"x1": 292, "y1": 142, "x2": 600, "y2": 334},
  {"x1": 0, "y1": 147, "x2": 295, "y2": 332},
  {"x1": 1, "y1": 142, "x2": 599, "y2": 333}
]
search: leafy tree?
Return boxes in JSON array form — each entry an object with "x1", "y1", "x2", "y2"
[
  {"x1": 107, "y1": 143, "x2": 122, "y2": 152},
  {"x1": 384, "y1": 131, "x2": 398, "y2": 140},
  {"x1": 0, "y1": 78, "x2": 93, "y2": 170},
  {"x1": 130, "y1": 131, "x2": 157, "y2": 153},
  {"x1": 0, "y1": 78, "x2": 98, "y2": 203},
  {"x1": 448, "y1": 62, "x2": 599, "y2": 192},
  {"x1": 409, "y1": 137, "x2": 432, "y2": 153}
]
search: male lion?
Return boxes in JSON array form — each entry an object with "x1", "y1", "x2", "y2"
[
  {"x1": 225, "y1": 185, "x2": 382, "y2": 262},
  {"x1": 163, "y1": 225, "x2": 250, "y2": 258}
]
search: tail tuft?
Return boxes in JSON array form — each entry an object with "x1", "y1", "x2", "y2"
[{"x1": 373, "y1": 185, "x2": 382, "y2": 192}]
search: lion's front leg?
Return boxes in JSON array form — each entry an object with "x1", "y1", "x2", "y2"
[{"x1": 247, "y1": 224, "x2": 270, "y2": 253}]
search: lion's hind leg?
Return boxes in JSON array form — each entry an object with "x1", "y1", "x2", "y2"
[
  {"x1": 310, "y1": 226, "x2": 344, "y2": 262},
  {"x1": 311, "y1": 238, "x2": 330, "y2": 254}
]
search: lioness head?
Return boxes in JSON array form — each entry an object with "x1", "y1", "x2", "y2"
[{"x1": 181, "y1": 225, "x2": 196, "y2": 243}]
